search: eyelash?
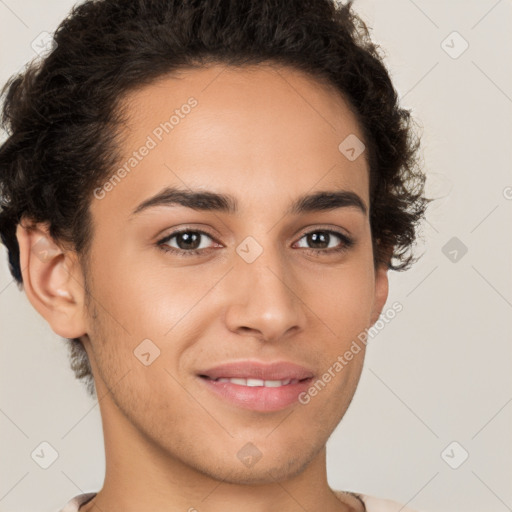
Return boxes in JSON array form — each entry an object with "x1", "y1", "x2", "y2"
[{"x1": 156, "y1": 227, "x2": 354, "y2": 258}]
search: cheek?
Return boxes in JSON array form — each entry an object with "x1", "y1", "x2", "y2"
[
  {"x1": 299, "y1": 256, "x2": 375, "y2": 397},
  {"x1": 306, "y1": 262, "x2": 376, "y2": 335},
  {"x1": 86, "y1": 258, "x2": 221, "y2": 398},
  {"x1": 92, "y1": 250, "x2": 200, "y2": 336}
]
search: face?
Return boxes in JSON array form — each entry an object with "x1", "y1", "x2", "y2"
[{"x1": 28, "y1": 63, "x2": 389, "y2": 484}]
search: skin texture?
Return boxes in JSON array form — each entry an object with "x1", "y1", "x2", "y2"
[{"x1": 16, "y1": 63, "x2": 389, "y2": 512}]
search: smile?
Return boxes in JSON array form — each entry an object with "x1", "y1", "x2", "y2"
[
  {"x1": 198, "y1": 375, "x2": 313, "y2": 412},
  {"x1": 208, "y1": 377, "x2": 301, "y2": 387}
]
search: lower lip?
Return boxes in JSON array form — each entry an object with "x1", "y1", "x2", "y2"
[{"x1": 199, "y1": 376, "x2": 313, "y2": 412}]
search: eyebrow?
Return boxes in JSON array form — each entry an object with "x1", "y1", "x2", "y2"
[{"x1": 129, "y1": 186, "x2": 367, "y2": 219}]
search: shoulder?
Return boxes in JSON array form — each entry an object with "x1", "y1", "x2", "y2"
[
  {"x1": 333, "y1": 489, "x2": 420, "y2": 512},
  {"x1": 57, "y1": 492, "x2": 97, "y2": 512}
]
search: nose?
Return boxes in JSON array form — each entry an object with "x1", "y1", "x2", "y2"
[{"x1": 222, "y1": 243, "x2": 307, "y2": 343}]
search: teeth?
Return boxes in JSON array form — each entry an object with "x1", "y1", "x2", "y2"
[
  {"x1": 213, "y1": 377, "x2": 298, "y2": 387},
  {"x1": 230, "y1": 378, "x2": 247, "y2": 385},
  {"x1": 247, "y1": 378, "x2": 264, "y2": 387}
]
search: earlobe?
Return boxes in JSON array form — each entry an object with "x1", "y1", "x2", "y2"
[{"x1": 15, "y1": 219, "x2": 87, "y2": 339}]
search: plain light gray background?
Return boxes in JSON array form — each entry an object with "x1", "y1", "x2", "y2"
[{"x1": 1, "y1": 1, "x2": 511, "y2": 511}]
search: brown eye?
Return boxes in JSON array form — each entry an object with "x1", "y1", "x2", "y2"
[
  {"x1": 295, "y1": 230, "x2": 354, "y2": 254},
  {"x1": 157, "y1": 229, "x2": 218, "y2": 257},
  {"x1": 171, "y1": 231, "x2": 202, "y2": 250}
]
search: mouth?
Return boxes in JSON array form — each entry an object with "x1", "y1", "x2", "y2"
[
  {"x1": 197, "y1": 374, "x2": 314, "y2": 412},
  {"x1": 198, "y1": 375, "x2": 311, "y2": 387}
]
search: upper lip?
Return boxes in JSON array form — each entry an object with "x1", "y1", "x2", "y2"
[{"x1": 197, "y1": 360, "x2": 315, "y2": 381}]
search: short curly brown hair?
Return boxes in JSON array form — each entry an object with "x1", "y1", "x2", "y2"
[{"x1": 0, "y1": 0, "x2": 430, "y2": 398}]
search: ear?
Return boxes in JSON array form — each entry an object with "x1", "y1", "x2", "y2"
[
  {"x1": 369, "y1": 243, "x2": 392, "y2": 325},
  {"x1": 15, "y1": 218, "x2": 88, "y2": 339},
  {"x1": 370, "y1": 262, "x2": 389, "y2": 325}
]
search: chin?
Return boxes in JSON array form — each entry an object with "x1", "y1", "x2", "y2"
[
  {"x1": 204, "y1": 463, "x2": 305, "y2": 486},
  {"x1": 189, "y1": 446, "x2": 315, "y2": 485}
]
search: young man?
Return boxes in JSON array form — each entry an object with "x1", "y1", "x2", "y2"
[{"x1": 0, "y1": 1, "x2": 429, "y2": 511}]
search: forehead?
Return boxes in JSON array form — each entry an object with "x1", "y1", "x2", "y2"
[
  {"x1": 91, "y1": 63, "x2": 369, "y2": 223},
  {"x1": 122, "y1": 63, "x2": 365, "y2": 148}
]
